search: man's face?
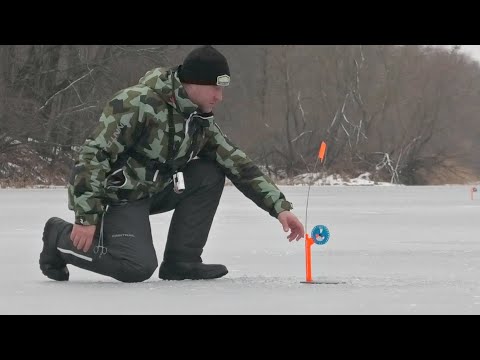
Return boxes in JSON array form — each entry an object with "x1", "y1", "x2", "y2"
[{"x1": 184, "y1": 84, "x2": 224, "y2": 113}]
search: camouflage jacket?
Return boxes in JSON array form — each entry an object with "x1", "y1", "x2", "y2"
[{"x1": 68, "y1": 67, "x2": 293, "y2": 226}]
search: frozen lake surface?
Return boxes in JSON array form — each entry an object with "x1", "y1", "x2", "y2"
[{"x1": 1, "y1": 184, "x2": 479, "y2": 314}]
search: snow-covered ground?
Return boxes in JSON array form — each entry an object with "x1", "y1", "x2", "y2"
[{"x1": 1, "y1": 183, "x2": 479, "y2": 314}]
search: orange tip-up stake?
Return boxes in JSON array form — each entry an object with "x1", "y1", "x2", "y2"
[{"x1": 304, "y1": 233, "x2": 314, "y2": 282}]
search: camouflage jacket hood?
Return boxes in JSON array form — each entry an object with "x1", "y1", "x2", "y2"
[{"x1": 68, "y1": 67, "x2": 293, "y2": 226}]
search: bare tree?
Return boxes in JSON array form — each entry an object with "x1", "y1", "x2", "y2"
[
  {"x1": 2, "y1": 45, "x2": 480, "y2": 186},
  {"x1": 0, "y1": 45, "x2": 177, "y2": 185}
]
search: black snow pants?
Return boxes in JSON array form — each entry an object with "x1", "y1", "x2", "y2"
[{"x1": 55, "y1": 158, "x2": 225, "y2": 282}]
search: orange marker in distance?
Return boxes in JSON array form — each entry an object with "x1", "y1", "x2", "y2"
[{"x1": 318, "y1": 141, "x2": 327, "y2": 163}]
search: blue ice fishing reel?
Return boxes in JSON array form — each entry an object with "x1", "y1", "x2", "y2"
[{"x1": 311, "y1": 225, "x2": 330, "y2": 245}]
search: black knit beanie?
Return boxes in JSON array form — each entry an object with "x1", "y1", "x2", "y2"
[{"x1": 178, "y1": 45, "x2": 230, "y2": 86}]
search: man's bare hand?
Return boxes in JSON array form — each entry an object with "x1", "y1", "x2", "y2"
[
  {"x1": 278, "y1": 211, "x2": 305, "y2": 242},
  {"x1": 70, "y1": 224, "x2": 96, "y2": 252}
]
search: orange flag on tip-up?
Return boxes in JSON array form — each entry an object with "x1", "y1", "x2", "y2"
[{"x1": 318, "y1": 141, "x2": 327, "y2": 162}]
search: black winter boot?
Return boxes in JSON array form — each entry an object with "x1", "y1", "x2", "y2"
[
  {"x1": 158, "y1": 261, "x2": 228, "y2": 280},
  {"x1": 39, "y1": 217, "x2": 70, "y2": 281}
]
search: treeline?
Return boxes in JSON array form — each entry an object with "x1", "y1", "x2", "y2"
[{"x1": 1, "y1": 45, "x2": 479, "y2": 186}]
